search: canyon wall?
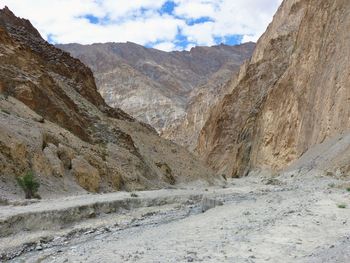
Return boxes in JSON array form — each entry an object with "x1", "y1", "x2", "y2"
[
  {"x1": 198, "y1": 0, "x2": 350, "y2": 177},
  {"x1": 58, "y1": 42, "x2": 255, "y2": 149}
]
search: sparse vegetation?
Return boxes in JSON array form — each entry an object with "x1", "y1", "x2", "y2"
[
  {"x1": 16, "y1": 171, "x2": 41, "y2": 199},
  {"x1": 328, "y1": 183, "x2": 336, "y2": 188},
  {"x1": 1, "y1": 109, "x2": 10, "y2": 115},
  {"x1": 337, "y1": 204, "x2": 347, "y2": 209},
  {"x1": 130, "y1": 192, "x2": 138, "y2": 198}
]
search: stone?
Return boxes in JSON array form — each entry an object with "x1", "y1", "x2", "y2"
[
  {"x1": 43, "y1": 143, "x2": 64, "y2": 177},
  {"x1": 200, "y1": 196, "x2": 223, "y2": 213},
  {"x1": 57, "y1": 144, "x2": 76, "y2": 170},
  {"x1": 156, "y1": 162, "x2": 175, "y2": 185},
  {"x1": 71, "y1": 156, "x2": 101, "y2": 192}
]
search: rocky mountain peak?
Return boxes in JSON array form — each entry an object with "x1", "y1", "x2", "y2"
[{"x1": 0, "y1": 6, "x2": 42, "y2": 39}]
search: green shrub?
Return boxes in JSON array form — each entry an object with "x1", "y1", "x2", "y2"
[
  {"x1": 16, "y1": 171, "x2": 41, "y2": 199},
  {"x1": 337, "y1": 204, "x2": 347, "y2": 209},
  {"x1": 130, "y1": 192, "x2": 138, "y2": 198}
]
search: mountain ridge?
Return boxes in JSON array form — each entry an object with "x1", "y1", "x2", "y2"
[
  {"x1": 0, "y1": 6, "x2": 217, "y2": 199},
  {"x1": 57, "y1": 41, "x2": 255, "y2": 148}
]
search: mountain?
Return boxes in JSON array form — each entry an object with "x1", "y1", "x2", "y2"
[
  {"x1": 0, "y1": 7, "x2": 217, "y2": 199},
  {"x1": 197, "y1": 0, "x2": 350, "y2": 177},
  {"x1": 57, "y1": 42, "x2": 255, "y2": 149}
]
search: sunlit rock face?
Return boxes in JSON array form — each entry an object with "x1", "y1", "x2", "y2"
[
  {"x1": 197, "y1": 0, "x2": 350, "y2": 177},
  {"x1": 57, "y1": 42, "x2": 255, "y2": 149}
]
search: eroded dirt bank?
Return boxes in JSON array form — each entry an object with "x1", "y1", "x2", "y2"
[{"x1": 1, "y1": 170, "x2": 350, "y2": 263}]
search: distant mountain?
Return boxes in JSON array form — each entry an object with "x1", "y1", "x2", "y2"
[{"x1": 57, "y1": 42, "x2": 255, "y2": 149}]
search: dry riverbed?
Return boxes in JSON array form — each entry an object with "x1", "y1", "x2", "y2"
[{"x1": 1, "y1": 170, "x2": 350, "y2": 263}]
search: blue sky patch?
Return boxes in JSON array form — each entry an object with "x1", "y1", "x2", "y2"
[
  {"x1": 214, "y1": 35, "x2": 243, "y2": 46},
  {"x1": 174, "y1": 32, "x2": 191, "y2": 49},
  {"x1": 186, "y1": 17, "x2": 214, "y2": 26},
  {"x1": 47, "y1": 34, "x2": 56, "y2": 44},
  {"x1": 160, "y1": 1, "x2": 176, "y2": 15},
  {"x1": 84, "y1": 14, "x2": 99, "y2": 24}
]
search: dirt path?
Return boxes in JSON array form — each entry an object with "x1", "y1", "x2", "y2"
[{"x1": 3, "y1": 172, "x2": 350, "y2": 262}]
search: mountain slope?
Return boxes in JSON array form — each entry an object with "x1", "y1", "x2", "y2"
[
  {"x1": 57, "y1": 42, "x2": 255, "y2": 148},
  {"x1": 0, "y1": 7, "x2": 217, "y2": 200},
  {"x1": 197, "y1": 0, "x2": 350, "y2": 177}
]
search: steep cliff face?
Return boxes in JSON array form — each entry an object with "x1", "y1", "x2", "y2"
[
  {"x1": 57, "y1": 42, "x2": 255, "y2": 148},
  {"x1": 162, "y1": 65, "x2": 241, "y2": 151},
  {"x1": 198, "y1": 0, "x2": 350, "y2": 177},
  {"x1": 0, "y1": 7, "x2": 217, "y2": 199}
]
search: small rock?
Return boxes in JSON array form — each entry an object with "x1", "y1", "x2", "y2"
[
  {"x1": 201, "y1": 196, "x2": 223, "y2": 212},
  {"x1": 186, "y1": 256, "x2": 194, "y2": 262},
  {"x1": 36, "y1": 245, "x2": 43, "y2": 251}
]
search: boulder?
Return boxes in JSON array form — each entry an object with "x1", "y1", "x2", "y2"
[{"x1": 43, "y1": 143, "x2": 64, "y2": 177}]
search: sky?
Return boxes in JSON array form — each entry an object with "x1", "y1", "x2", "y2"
[{"x1": 0, "y1": 0, "x2": 282, "y2": 51}]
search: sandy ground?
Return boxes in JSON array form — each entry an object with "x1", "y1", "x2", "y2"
[{"x1": 2, "y1": 170, "x2": 350, "y2": 263}]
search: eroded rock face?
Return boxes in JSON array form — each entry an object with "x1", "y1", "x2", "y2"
[
  {"x1": 198, "y1": 0, "x2": 350, "y2": 177},
  {"x1": 57, "y1": 42, "x2": 255, "y2": 148},
  {"x1": 0, "y1": 7, "x2": 217, "y2": 199},
  {"x1": 71, "y1": 156, "x2": 101, "y2": 192}
]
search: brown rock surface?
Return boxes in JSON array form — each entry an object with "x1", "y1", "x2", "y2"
[
  {"x1": 198, "y1": 0, "x2": 350, "y2": 177},
  {"x1": 71, "y1": 156, "x2": 101, "y2": 192},
  {"x1": 0, "y1": 7, "x2": 217, "y2": 199},
  {"x1": 57, "y1": 42, "x2": 255, "y2": 148}
]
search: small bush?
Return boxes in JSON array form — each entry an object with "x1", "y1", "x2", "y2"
[
  {"x1": 346, "y1": 188, "x2": 350, "y2": 192},
  {"x1": 337, "y1": 204, "x2": 347, "y2": 209},
  {"x1": 16, "y1": 171, "x2": 41, "y2": 199},
  {"x1": 130, "y1": 192, "x2": 138, "y2": 198}
]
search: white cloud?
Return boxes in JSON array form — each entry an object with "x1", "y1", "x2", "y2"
[
  {"x1": 182, "y1": 21, "x2": 215, "y2": 46},
  {"x1": 152, "y1": 41, "x2": 176, "y2": 52},
  {"x1": 174, "y1": 0, "x2": 217, "y2": 19},
  {"x1": 0, "y1": 0, "x2": 282, "y2": 49},
  {"x1": 179, "y1": 0, "x2": 283, "y2": 44}
]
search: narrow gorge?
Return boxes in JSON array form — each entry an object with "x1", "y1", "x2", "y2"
[
  {"x1": 1, "y1": 0, "x2": 350, "y2": 262},
  {"x1": 57, "y1": 42, "x2": 255, "y2": 149}
]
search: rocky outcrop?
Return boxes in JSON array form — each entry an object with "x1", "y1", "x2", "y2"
[
  {"x1": 71, "y1": 156, "x2": 101, "y2": 192},
  {"x1": 0, "y1": 7, "x2": 217, "y2": 199},
  {"x1": 198, "y1": 0, "x2": 350, "y2": 177},
  {"x1": 57, "y1": 42, "x2": 255, "y2": 148},
  {"x1": 162, "y1": 67, "x2": 241, "y2": 150}
]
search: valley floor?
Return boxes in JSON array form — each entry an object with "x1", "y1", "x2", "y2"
[{"x1": 2, "y1": 171, "x2": 350, "y2": 263}]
